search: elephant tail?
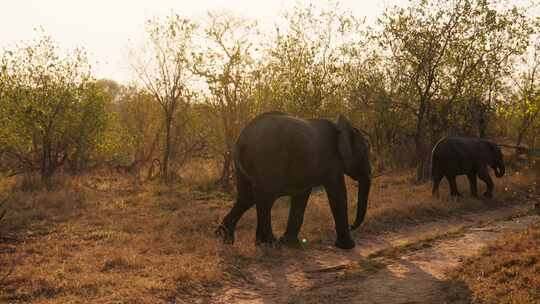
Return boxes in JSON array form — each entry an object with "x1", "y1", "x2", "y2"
[
  {"x1": 430, "y1": 136, "x2": 447, "y2": 180},
  {"x1": 431, "y1": 153, "x2": 438, "y2": 179},
  {"x1": 431, "y1": 145, "x2": 443, "y2": 180}
]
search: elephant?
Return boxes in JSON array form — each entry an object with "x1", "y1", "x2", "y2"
[
  {"x1": 215, "y1": 111, "x2": 372, "y2": 249},
  {"x1": 431, "y1": 136, "x2": 505, "y2": 198}
]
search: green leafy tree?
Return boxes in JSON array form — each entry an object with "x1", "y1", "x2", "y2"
[
  {"x1": 68, "y1": 79, "x2": 120, "y2": 173},
  {"x1": 504, "y1": 39, "x2": 540, "y2": 149},
  {"x1": 0, "y1": 34, "x2": 103, "y2": 186},
  {"x1": 377, "y1": 0, "x2": 533, "y2": 181},
  {"x1": 110, "y1": 85, "x2": 162, "y2": 177},
  {"x1": 259, "y1": 3, "x2": 364, "y2": 119}
]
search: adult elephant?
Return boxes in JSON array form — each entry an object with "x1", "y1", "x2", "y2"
[
  {"x1": 431, "y1": 136, "x2": 505, "y2": 198},
  {"x1": 215, "y1": 111, "x2": 372, "y2": 249}
]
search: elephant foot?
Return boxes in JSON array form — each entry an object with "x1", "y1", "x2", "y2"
[
  {"x1": 278, "y1": 236, "x2": 302, "y2": 249},
  {"x1": 256, "y1": 233, "x2": 277, "y2": 247},
  {"x1": 350, "y1": 220, "x2": 364, "y2": 230},
  {"x1": 335, "y1": 236, "x2": 355, "y2": 250},
  {"x1": 215, "y1": 224, "x2": 234, "y2": 244},
  {"x1": 483, "y1": 191, "x2": 493, "y2": 198}
]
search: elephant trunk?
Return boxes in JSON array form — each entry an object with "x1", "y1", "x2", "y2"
[
  {"x1": 351, "y1": 174, "x2": 371, "y2": 230},
  {"x1": 494, "y1": 163, "x2": 505, "y2": 178}
]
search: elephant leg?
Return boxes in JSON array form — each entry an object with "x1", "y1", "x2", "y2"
[
  {"x1": 281, "y1": 189, "x2": 312, "y2": 247},
  {"x1": 217, "y1": 174, "x2": 254, "y2": 244},
  {"x1": 324, "y1": 176, "x2": 355, "y2": 249},
  {"x1": 255, "y1": 195, "x2": 277, "y2": 246},
  {"x1": 478, "y1": 166, "x2": 494, "y2": 198},
  {"x1": 432, "y1": 173, "x2": 443, "y2": 198},
  {"x1": 467, "y1": 173, "x2": 478, "y2": 198},
  {"x1": 447, "y1": 175, "x2": 461, "y2": 197}
]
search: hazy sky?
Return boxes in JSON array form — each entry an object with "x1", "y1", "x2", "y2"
[{"x1": 0, "y1": 0, "x2": 452, "y2": 82}]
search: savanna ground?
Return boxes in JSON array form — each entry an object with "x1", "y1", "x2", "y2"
[
  {"x1": 0, "y1": 156, "x2": 539, "y2": 304},
  {"x1": 445, "y1": 223, "x2": 540, "y2": 304}
]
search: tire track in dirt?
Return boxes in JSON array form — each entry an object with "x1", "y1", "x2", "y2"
[
  {"x1": 304, "y1": 214, "x2": 539, "y2": 304},
  {"x1": 211, "y1": 204, "x2": 538, "y2": 304}
]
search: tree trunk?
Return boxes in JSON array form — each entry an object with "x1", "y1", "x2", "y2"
[
  {"x1": 478, "y1": 114, "x2": 487, "y2": 138},
  {"x1": 414, "y1": 94, "x2": 431, "y2": 183},
  {"x1": 516, "y1": 131, "x2": 525, "y2": 148},
  {"x1": 162, "y1": 113, "x2": 173, "y2": 183},
  {"x1": 147, "y1": 159, "x2": 161, "y2": 180},
  {"x1": 515, "y1": 107, "x2": 540, "y2": 152},
  {"x1": 415, "y1": 135, "x2": 431, "y2": 183},
  {"x1": 416, "y1": 155, "x2": 431, "y2": 183},
  {"x1": 217, "y1": 151, "x2": 232, "y2": 192},
  {"x1": 534, "y1": 153, "x2": 540, "y2": 191},
  {"x1": 41, "y1": 137, "x2": 54, "y2": 189}
]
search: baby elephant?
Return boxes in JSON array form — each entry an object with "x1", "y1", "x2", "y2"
[{"x1": 432, "y1": 136, "x2": 505, "y2": 198}]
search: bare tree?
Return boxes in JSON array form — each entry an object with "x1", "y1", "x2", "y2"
[
  {"x1": 512, "y1": 41, "x2": 540, "y2": 149},
  {"x1": 192, "y1": 12, "x2": 258, "y2": 190},
  {"x1": 131, "y1": 14, "x2": 197, "y2": 183}
]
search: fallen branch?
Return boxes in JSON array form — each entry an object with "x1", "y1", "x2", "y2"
[
  {"x1": 371, "y1": 169, "x2": 401, "y2": 179},
  {"x1": 497, "y1": 143, "x2": 527, "y2": 150},
  {"x1": 304, "y1": 264, "x2": 348, "y2": 274},
  {"x1": 496, "y1": 144, "x2": 540, "y2": 157},
  {"x1": 349, "y1": 170, "x2": 401, "y2": 188},
  {"x1": 4, "y1": 169, "x2": 36, "y2": 178},
  {"x1": 372, "y1": 172, "x2": 391, "y2": 179}
]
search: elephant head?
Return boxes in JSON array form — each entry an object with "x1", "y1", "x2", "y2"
[
  {"x1": 486, "y1": 142, "x2": 505, "y2": 178},
  {"x1": 336, "y1": 115, "x2": 372, "y2": 230}
]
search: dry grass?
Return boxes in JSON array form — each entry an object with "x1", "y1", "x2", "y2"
[
  {"x1": 444, "y1": 223, "x2": 540, "y2": 304},
  {"x1": 0, "y1": 162, "x2": 536, "y2": 303}
]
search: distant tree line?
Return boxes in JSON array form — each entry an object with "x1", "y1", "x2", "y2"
[{"x1": 1, "y1": 0, "x2": 539, "y2": 189}]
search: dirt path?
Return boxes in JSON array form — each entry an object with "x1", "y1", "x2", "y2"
[{"x1": 211, "y1": 205, "x2": 539, "y2": 304}]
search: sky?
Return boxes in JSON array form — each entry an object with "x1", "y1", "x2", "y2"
[
  {"x1": 0, "y1": 1, "x2": 410, "y2": 83},
  {"x1": 5, "y1": 0, "x2": 534, "y2": 84}
]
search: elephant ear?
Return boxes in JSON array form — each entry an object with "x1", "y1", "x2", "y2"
[
  {"x1": 483, "y1": 141, "x2": 501, "y2": 163},
  {"x1": 336, "y1": 114, "x2": 353, "y2": 173}
]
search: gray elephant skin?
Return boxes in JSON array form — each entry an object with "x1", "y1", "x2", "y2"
[
  {"x1": 431, "y1": 136, "x2": 505, "y2": 198},
  {"x1": 216, "y1": 111, "x2": 372, "y2": 249}
]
